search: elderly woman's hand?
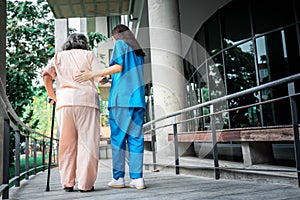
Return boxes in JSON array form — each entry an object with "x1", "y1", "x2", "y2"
[{"x1": 74, "y1": 70, "x2": 94, "y2": 83}]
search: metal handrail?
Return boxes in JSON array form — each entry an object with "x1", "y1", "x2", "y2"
[
  {"x1": 143, "y1": 73, "x2": 300, "y2": 186},
  {"x1": 144, "y1": 91, "x2": 300, "y2": 135},
  {"x1": 0, "y1": 78, "x2": 59, "y2": 199},
  {"x1": 144, "y1": 73, "x2": 300, "y2": 128}
]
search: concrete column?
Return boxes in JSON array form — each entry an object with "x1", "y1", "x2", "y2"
[
  {"x1": 95, "y1": 17, "x2": 113, "y2": 66},
  {"x1": 54, "y1": 19, "x2": 68, "y2": 141},
  {"x1": 95, "y1": 17, "x2": 107, "y2": 36},
  {"x1": 80, "y1": 18, "x2": 87, "y2": 35},
  {"x1": 55, "y1": 19, "x2": 68, "y2": 52},
  {"x1": 241, "y1": 142, "x2": 275, "y2": 167},
  {"x1": 148, "y1": 0, "x2": 187, "y2": 156},
  {"x1": 0, "y1": 0, "x2": 6, "y2": 185}
]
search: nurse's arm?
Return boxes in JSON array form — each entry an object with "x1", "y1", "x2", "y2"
[
  {"x1": 101, "y1": 64, "x2": 122, "y2": 76},
  {"x1": 74, "y1": 64, "x2": 122, "y2": 83}
]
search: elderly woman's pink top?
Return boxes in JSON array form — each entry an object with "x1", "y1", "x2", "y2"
[{"x1": 42, "y1": 49, "x2": 104, "y2": 110}]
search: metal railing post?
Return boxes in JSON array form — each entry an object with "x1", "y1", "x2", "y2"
[
  {"x1": 42, "y1": 140, "x2": 46, "y2": 171},
  {"x1": 2, "y1": 119, "x2": 10, "y2": 199},
  {"x1": 33, "y1": 138, "x2": 37, "y2": 175},
  {"x1": 15, "y1": 130, "x2": 21, "y2": 187},
  {"x1": 56, "y1": 141, "x2": 59, "y2": 165},
  {"x1": 173, "y1": 120, "x2": 180, "y2": 175},
  {"x1": 25, "y1": 135, "x2": 29, "y2": 180},
  {"x1": 211, "y1": 105, "x2": 220, "y2": 180},
  {"x1": 288, "y1": 82, "x2": 300, "y2": 187},
  {"x1": 151, "y1": 123, "x2": 157, "y2": 171}
]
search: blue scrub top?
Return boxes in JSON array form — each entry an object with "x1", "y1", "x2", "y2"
[{"x1": 108, "y1": 40, "x2": 146, "y2": 110}]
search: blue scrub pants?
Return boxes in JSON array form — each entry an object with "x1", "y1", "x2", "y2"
[{"x1": 109, "y1": 107, "x2": 145, "y2": 179}]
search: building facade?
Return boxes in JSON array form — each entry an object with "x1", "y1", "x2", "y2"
[{"x1": 46, "y1": 0, "x2": 300, "y2": 166}]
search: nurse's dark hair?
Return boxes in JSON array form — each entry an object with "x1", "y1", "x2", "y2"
[
  {"x1": 62, "y1": 33, "x2": 89, "y2": 51},
  {"x1": 112, "y1": 24, "x2": 145, "y2": 57}
]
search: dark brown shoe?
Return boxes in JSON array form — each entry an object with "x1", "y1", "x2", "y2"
[
  {"x1": 64, "y1": 187, "x2": 74, "y2": 192},
  {"x1": 79, "y1": 186, "x2": 94, "y2": 193}
]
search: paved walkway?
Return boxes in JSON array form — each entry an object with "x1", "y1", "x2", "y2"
[{"x1": 8, "y1": 158, "x2": 300, "y2": 200}]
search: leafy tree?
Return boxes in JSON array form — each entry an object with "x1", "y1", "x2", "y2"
[
  {"x1": 6, "y1": 0, "x2": 108, "y2": 166},
  {"x1": 6, "y1": 0, "x2": 55, "y2": 165},
  {"x1": 6, "y1": 0, "x2": 55, "y2": 117}
]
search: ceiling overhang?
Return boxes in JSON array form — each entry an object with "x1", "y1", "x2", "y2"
[{"x1": 46, "y1": 0, "x2": 131, "y2": 19}]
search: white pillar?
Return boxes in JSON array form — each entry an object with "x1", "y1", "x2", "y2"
[
  {"x1": 148, "y1": 0, "x2": 187, "y2": 156},
  {"x1": 55, "y1": 19, "x2": 68, "y2": 52},
  {"x1": 95, "y1": 17, "x2": 114, "y2": 66},
  {"x1": 80, "y1": 18, "x2": 87, "y2": 35},
  {"x1": 54, "y1": 19, "x2": 68, "y2": 141},
  {"x1": 95, "y1": 17, "x2": 107, "y2": 35}
]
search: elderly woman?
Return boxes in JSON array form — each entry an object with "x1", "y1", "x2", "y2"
[
  {"x1": 75, "y1": 24, "x2": 146, "y2": 189},
  {"x1": 42, "y1": 33, "x2": 104, "y2": 192}
]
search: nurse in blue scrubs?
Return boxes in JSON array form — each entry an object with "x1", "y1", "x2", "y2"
[{"x1": 74, "y1": 24, "x2": 146, "y2": 189}]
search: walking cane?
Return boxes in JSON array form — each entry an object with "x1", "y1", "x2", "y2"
[{"x1": 46, "y1": 98, "x2": 56, "y2": 192}]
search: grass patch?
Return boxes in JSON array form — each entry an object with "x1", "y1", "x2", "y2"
[{"x1": 9, "y1": 153, "x2": 57, "y2": 188}]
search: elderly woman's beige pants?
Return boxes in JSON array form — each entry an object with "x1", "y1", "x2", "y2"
[{"x1": 56, "y1": 106, "x2": 100, "y2": 191}]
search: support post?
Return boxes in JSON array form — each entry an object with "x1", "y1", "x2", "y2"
[
  {"x1": 25, "y1": 135, "x2": 29, "y2": 180},
  {"x1": 15, "y1": 130, "x2": 20, "y2": 187},
  {"x1": 211, "y1": 105, "x2": 220, "y2": 180},
  {"x1": 151, "y1": 123, "x2": 157, "y2": 171},
  {"x1": 42, "y1": 140, "x2": 45, "y2": 171},
  {"x1": 288, "y1": 82, "x2": 300, "y2": 187},
  {"x1": 33, "y1": 139, "x2": 37, "y2": 175},
  {"x1": 2, "y1": 119, "x2": 10, "y2": 199},
  {"x1": 173, "y1": 121, "x2": 180, "y2": 175}
]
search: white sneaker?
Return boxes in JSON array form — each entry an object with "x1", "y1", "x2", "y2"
[
  {"x1": 108, "y1": 178, "x2": 125, "y2": 188},
  {"x1": 129, "y1": 178, "x2": 146, "y2": 189}
]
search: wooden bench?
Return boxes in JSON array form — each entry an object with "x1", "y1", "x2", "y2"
[{"x1": 166, "y1": 126, "x2": 299, "y2": 166}]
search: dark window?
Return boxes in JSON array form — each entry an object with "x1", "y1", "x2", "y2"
[
  {"x1": 296, "y1": 0, "x2": 300, "y2": 22},
  {"x1": 205, "y1": 14, "x2": 221, "y2": 56},
  {"x1": 225, "y1": 41, "x2": 258, "y2": 128},
  {"x1": 261, "y1": 86, "x2": 291, "y2": 126},
  {"x1": 87, "y1": 17, "x2": 96, "y2": 33},
  {"x1": 207, "y1": 55, "x2": 228, "y2": 129},
  {"x1": 256, "y1": 27, "x2": 299, "y2": 83},
  {"x1": 193, "y1": 27, "x2": 206, "y2": 68},
  {"x1": 195, "y1": 27, "x2": 206, "y2": 49},
  {"x1": 107, "y1": 16, "x2": 121, "y2": 37},
  {"x1": 225, "y1": 40, "x2": 256, "y2": 94},
  {"x1": 251, "y1": 0, "x2": 295, "y2": 35},
  {"x1": 255, "y1": 26, "x2": 299, "y2": 126},
  {"x1": 208, "y1": 55, "x2": 225, "y2": 100},
  {"x1": 189, "y1": 0, "x2": 300, "y2": 129},
  {"x1": 221, "y1": 0, "x2": 252, "y2": 47}
]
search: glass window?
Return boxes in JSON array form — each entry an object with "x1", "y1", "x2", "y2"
[
  {"x1": 208, "y1": 55, "x2": 225, "y2": 100},
  {"x1": 193, "y1": 28, "x2": 206, "y2": 68},
  {"x1": 205, "y1": 13, "x2": 221, "y2": 56},
  {"x1": 221, "y1": 0, "x2": 251, "y2": 47},
  {"x1": 195, "y1": 27, "x2": 206, "y2": 49},
  {"x1": 87, "y1": 17, "x2": 95, "y2": 33},
  {"x1": 252, "y1": 0, "x2": 295, "y2": 35},
  {"x1": 261, "y1": 87, "x2": 291, "y2": 126},
  {"x1": 207, "y1": 55, "x2": 228, "y2": 129},
  {"x1": 296, "y1": 0, "x2": 300, "y2": 22},
  {"x1": 225, "y1": 40, "x2": 256, "y2": 94},
  {"x1": 107, "y1": 16, "x2": 121, "y2": 37},
  {"x1": 224, "y1": 41, "x2": 258, "y2": 128},
  {"x1": 183, "y1": 59, "x2": 193, "y2": 81},
  {"x1": 256, "y1": 27, "x2": 299, "y2": 83},
  {"x1": 285, "y1": 26, "x2": 300, "y2": 75},
  {"x1": 256, "y1": 26, "x2": 299, "y2": 126}
]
